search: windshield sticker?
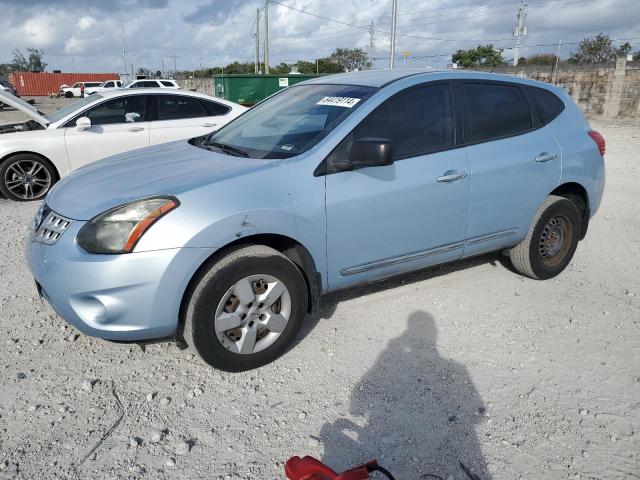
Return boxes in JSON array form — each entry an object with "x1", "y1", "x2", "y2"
[
  {"x1": 280, "y1": 144, "x2": 294, "y2": 151},
  {"x1": 316, "y1": 96, "x2": 361, "y2": 108}
]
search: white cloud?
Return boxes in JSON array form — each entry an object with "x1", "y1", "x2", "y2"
[
  {"x1": 22, "y1": 12, "x2": 64, "y2": 47},
  {"x1": 77, "y1": 16, "x2": 98, "y2": 31}
]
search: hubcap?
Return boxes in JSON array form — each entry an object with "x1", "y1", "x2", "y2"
[
  {"x1": 539, "y1": 215, "x2": 572, "y2": 267},
  {"x1": 214, "y1": 274, "x2": 291, "y2": 355},
  {"x1": 4, "y1": 159, "x2": 51, "y2": 200}
]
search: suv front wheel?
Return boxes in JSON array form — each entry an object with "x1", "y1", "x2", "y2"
[
  {"x1": 509, "y1": 195, "x2": 581, "y2": 280},
  {"x1": 183, "y1": 245, "x2": 308, "y2": 372}
]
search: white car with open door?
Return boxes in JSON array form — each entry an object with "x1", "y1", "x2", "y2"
[
  {"x1": 60, "y1": 82, "x2": 103, "y2": 98},
  {"x1": 0, "y1": 89, "x2": 246, "y2": 201}
]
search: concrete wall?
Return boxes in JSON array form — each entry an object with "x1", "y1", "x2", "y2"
[
  {"x1": 473, "y1": 58, "x2": 640, "y2": 121},
  {"x1": 177, "y1": 77, "x2": 216, "y2": 96},
  {"x1": 177, "y1": 60, "x2": 640, "y2": 121}
]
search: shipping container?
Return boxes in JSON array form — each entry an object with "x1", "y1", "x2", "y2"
[
  {"x1": 212, "y1": 74, "x2": 324, "y2": 106},
  {"x1": 9, "y1": 72, "x2": 120, "y2": 96}
]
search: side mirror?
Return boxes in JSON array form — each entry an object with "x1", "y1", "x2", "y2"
[
  {"x1": 333, "y1": 137, "x2": 393, "y2": 172},
  {"x1": 75, "y1": 117, "x2": 91, "y2": 131}
]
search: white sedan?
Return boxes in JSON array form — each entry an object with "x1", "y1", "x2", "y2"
[{"x1": 0, "y1": 89, "x2": 247, "y2": 201}]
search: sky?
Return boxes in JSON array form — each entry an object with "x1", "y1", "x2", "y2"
[{"x1": 0, "y1": 0, "x2": 638, "y2": 74}]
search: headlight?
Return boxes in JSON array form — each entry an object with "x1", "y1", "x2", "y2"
[{"x1": 77, "y1": 196, "x2": 179, "y2": 254}]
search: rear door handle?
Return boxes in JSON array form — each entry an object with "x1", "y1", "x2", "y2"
[
  {"x1": 202, "y1": 123, "x2": 217, "y2": 128},
  {"x1": 128, "y1": 126, "x2": 145, "y2": 132},
  {"x1": 535, "y1": 152, "x2": 557, "y2": 162},
  {"x1": 437, "y1": 170, "x2": 467, "y2": 183}
]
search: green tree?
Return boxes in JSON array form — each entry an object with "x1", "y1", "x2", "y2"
[
  {"x1": 452, "y1": 44, "x2": 504, "y2": 68},
  {"x1": 518, "y1": 53, "x2": 557, "y2": 65},
  {"x1": 316, "y1": 57, "x2": 344, "y2": 73},
  {"x1": 329, "y1": 48, "x2": 369, "y2": 71},
  {"x1": 136, "y1": 67, "x2": 154, "y2": 78},
  {"x1": 616, "y1": 42, "x2": 633, "y2": 57},
  {"x1": 11, "y1": 47, "x2": 47, "y2": 72},
  {"x1": 568, "y1": 33, "x2": 631, "y2": 64}
]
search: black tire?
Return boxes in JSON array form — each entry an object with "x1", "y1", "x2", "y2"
[
  {"x1": 0, "y1": 154, "x2": 57, "y2": 202},
  {"x1": 64, "y1": 91, "x2": 73, "y2": 98},
  {"x1": 509, "y1": 195, "x2": 581, "y2": 280},
  {"x1": 183, "y1": 245, "x2": 308, "y2": 372}
]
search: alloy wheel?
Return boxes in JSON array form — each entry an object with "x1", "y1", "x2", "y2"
[{"x1": 4, "y1": 159, "x2": 52, "y2": 200}]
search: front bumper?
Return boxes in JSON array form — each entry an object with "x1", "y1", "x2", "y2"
[{"x1": 25, "y1": 220, "x2": 213, "y2": 342}]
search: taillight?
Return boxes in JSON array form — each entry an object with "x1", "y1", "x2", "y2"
[{"x1": 588, "y1": 130, "x2": 605, "y2": 156}]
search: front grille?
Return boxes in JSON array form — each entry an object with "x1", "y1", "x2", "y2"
[{"x1": 34, "y1": 211, "x2": 73, "y2": 245}]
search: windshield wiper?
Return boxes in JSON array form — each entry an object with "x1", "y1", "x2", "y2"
[{"x1": 207, "y1": 141, "x2": 249, "y2": 158}]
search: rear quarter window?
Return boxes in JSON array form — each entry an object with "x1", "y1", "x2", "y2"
[
  {"x1": 528, "y1": 87, "x2": 565, "y2": 124},
  {"x1": 161, "y1": 81, "x2": 175, "y2": 87},
  {"x1": 202, "y1": 100, "x2": 231, "y2": 116}
]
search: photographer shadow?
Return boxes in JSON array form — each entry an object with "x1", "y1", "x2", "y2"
[{"x1": 320, "y1": 310, "x2": 489, "y2": 479}]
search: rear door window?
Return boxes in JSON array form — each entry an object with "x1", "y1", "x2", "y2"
[
  {"x1": 160, "y1": 81, "x2": 175, "y2": 87},
  {"x1": 156, "y1": 95, "x2": 207, "y2": 120},
  {"x1": 463, "y1": 82, "x2": 532, "y2": 143}
]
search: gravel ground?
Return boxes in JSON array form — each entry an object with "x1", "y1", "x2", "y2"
[{"x1": 0, "y1": 100, "x2": 639, "y2": 479}]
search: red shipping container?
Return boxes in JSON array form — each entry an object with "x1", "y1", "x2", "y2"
[{"x1": 9, "y1": 72, "x2": 120, "y2": 96}]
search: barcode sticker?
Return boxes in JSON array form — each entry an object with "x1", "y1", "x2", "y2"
[{"x1": 316, "y1": 96, "x2": 361, "y2": 108}]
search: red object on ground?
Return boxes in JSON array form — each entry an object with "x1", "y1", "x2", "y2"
[
  {"x1": 8, "y1": 72, "x2": 119, "y2": 96},
  {"x1": 285, "y1": 456, "x2": 380, "y2": 480}
]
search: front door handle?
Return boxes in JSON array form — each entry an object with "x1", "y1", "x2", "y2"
[
  {"x1": 535, "y1": 152, "x2": 557, "y2": 162},
  {"x1": 202, "y1": 123, "x2": 217, "y2": 128},
  {"x1": 128, "y1": 126, "x2": 145, "y2": 132},
  {"x1": 437, "y1": 170, "x2": 467, "y2": 183}
]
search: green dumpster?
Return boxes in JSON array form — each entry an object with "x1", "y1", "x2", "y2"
[{"x1": 213, "y1": 74, "x2": 324, "y2": 106}]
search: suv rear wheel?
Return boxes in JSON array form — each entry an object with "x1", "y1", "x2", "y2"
[
  {"x1": 183, "y1": 245, "x2": 308, "y2": 371},
  {"x1": 509, "y1": 195, "x2": 581, "y2": 280}
]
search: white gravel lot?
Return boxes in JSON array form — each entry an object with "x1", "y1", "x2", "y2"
[{"x1": 0, "y1": 99, "x2": 639, "y2": 480}]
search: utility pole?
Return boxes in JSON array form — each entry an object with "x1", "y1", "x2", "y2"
[
  {"x1": 553, "y1": 39, "x2": 562, "y2": 84},
  {"x1": 368, "y1": 21, "x2": 375, "y2": 69},
  {"x1": 169, "y1": 55, "x2": 178, "y2": 78},
  {"x1": 121, "y1": 27, "x2": 127, "y2": 78},
  {"x1": 161, "y1": 57, "x2": 165, "y2": 77},
  {"x1": 513, "y1": 0, "x2": 528, "y2": 66},
  {"x1": 264, "y1": 0, "x2": 270, "y2": 74},
  {"x1": 255, "y1": 9, "x2": 261, "y2": 74},
  {"x1": 389, "y1": 0, "x2": 398, "y2": 68}
]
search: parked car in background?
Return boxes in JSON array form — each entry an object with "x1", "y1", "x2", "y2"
[
  {"x1": 0, "y1": 88, "x2": 246, "y2": 200},
  {"x1": 60, "y1": 82, "x2": 103, "y2": 98},
  {"x1": 124, "y1": 79, "x2": 180, "y2": 89},
  {"x1": 86, "y1": 80, "x2": 122, "y2": 95},
  {"x1": 24, "y1": 70, "x2": 605, "y2": 371}
]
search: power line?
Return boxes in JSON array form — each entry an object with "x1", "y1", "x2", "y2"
[
  {"x1": 269, "y1": 0, "x2": 371, "y2": 31},
  {"x1": 270, "y1": 0, "x2": 520, "y2": 44}
]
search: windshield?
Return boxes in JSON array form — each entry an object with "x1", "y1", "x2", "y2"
[
  {"x1": 208, "y1": 84, "x2": 377, "y2": 159},
  {"x1": 45, "y1": 94, "x2": 103, "y2": 124}
]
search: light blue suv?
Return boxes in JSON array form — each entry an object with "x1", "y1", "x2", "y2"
[{"x1": 26, "y1": 70, "x2": 605, "y2": 371}]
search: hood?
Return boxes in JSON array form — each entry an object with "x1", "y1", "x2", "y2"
[
  {"x1": 0, "y1": 91, "x2": 50, "y2": 128},
  {"x1": 46, "y1": 140, "x2": 272, "y2": 220}
]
